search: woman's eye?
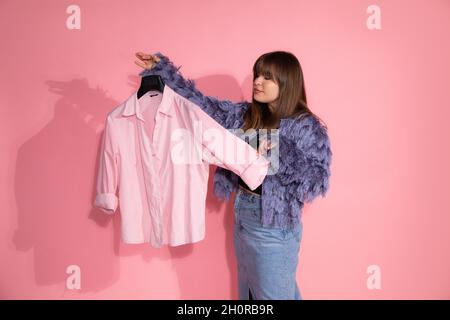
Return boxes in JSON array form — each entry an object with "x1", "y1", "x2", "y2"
[{"x1": 254, "y1": 74, "x2": 271, "y2": 80}]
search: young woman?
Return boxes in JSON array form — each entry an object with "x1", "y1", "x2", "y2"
[{"x1": 134, "y1": 51, "x2": 332, "y2": 300}]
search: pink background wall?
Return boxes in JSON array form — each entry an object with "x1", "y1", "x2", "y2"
[{"x1": 1, "y1": 0, "x2": 449, "y2": 299}]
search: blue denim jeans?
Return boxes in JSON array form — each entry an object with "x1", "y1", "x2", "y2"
[{"x1": 233, "y1": 188, "x2": 303, "y2": 300}]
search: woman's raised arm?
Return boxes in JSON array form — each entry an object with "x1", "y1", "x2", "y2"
[{"x1": 135, "y1": 51, "x2": 248, "y2": 129}]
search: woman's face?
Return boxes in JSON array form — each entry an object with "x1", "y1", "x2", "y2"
[{"x1": 253, "y1": 74, "x2": 279, "y2": 109}]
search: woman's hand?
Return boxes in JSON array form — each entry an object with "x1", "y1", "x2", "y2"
[
  {"x1": 258, "y1": 139, "x2": 276, "y2": 156},
  {"x1": 134, "y1": 52, "x2": 161, "y2": 70}
]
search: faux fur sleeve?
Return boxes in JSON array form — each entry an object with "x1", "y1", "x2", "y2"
[
  {"x1": 277, "y1": 114, "x2": 332, "y2": 204},
  {"x1": 139, "y1": 51, "x2": 248, "y2": 129}
]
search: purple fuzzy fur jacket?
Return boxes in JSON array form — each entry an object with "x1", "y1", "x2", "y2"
[{"x1": 139, "y1": 52, "x2": 332, "y2": 230}]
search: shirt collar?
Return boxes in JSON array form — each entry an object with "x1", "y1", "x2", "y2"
[{"x1": 122, "y1": 84, "x2": 173, "y2": 121}]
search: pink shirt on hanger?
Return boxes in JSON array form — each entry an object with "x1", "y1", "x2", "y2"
[{"x1": 94, "y1": 84, "x2": 270, "y2": 247}]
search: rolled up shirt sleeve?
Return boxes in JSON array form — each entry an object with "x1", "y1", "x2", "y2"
[
  {"x1": 94, "y1": 115, "x2": 119, "y2": 214},
  {"x1": 237, "y1": 153, "x2": 271, "y2": 191}
]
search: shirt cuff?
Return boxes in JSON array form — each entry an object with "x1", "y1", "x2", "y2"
[
  {"x1": 94, "y1": 193, "x2": 118, "y2": 214},
  {"x1": 239, "y1": 155, "x2": 271, "y2": 191}
]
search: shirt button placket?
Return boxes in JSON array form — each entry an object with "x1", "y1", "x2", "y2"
[
  {"x1": 138, "y1": 120, "x2": 163, "y2": 247},
  {"x1": 151, "y1": 114, "x2": 163, "y2": 245}
]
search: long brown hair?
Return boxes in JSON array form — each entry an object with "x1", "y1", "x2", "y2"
[{"x1": 243, "y1": 51, "x2": 320, "y2": 131}]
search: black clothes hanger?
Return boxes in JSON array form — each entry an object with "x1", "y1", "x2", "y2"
[{"x1": 137, "y1": 75, "x2": 165, "y2": 99}]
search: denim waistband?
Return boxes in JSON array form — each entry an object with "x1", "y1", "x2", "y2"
[
  {"x1": 234, "y1": 188, "x2": 263, "y2": 223},
  {"x1": 236, "y1": 188, "x2": 261, "y2": 206}
]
